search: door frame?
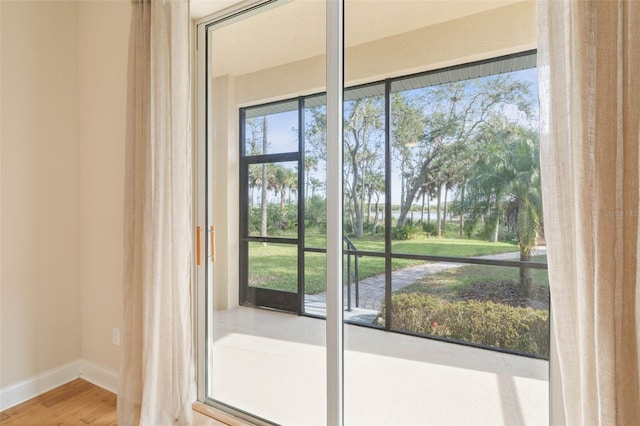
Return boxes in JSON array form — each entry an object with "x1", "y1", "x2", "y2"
[{"x1": 237, "y1": 100, "x2": 306, "y2": 314}]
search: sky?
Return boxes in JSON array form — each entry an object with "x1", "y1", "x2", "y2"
[{"x1": 244, "y1": 67, "x2": 539, "y2": 206}]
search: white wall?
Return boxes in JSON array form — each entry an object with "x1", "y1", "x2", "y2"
[
  {"x1": 1, "y1": 0, "x2": 81, "y2": 389},
  {"x1": 78, "y1": 0, "x2": 129, "y2": 379},
  {"x1": 0, "y1": 0, "x2": 130, "y2": 400},
  {"x1": 210, "y1": 75, "x2": 239, "y2": 310}
]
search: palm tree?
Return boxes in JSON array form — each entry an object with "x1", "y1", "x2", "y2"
[
  {"x1": 467, "y1": 122, "x2": 542, "y2": 293},
  {"x1": 504, "y1": 133, "x2": 542, "y2": 295},
  {"x1": 304, "y1": 156, "x2": 318, "y2": 200},
  {"x1": 417, "y1": 181, "x2": 434, "y2": 224}
]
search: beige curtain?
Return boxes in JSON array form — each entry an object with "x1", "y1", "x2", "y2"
[
  {"x1": 118, "y1": 0, "x2": 194, "y2": 424},
  {"x1": 538, "y1": 1, "x2": 639, "y2": 424}
]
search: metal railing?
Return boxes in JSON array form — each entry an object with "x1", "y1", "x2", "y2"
[{"x1": 343, "y1": 236, "x2": 361, "y2": 311}]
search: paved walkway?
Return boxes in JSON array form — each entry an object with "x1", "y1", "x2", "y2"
[{"x1": 305, "y1": 247, "x2": 547, "y2": 315}]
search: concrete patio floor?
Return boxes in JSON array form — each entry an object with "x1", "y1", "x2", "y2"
[{"x1": 208, "y1": 306, "x2": 549, "y2": 425}]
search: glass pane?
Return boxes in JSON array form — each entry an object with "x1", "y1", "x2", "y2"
[
  {"x1": 247, "y1": 161, "x2": 298, "y2": 238},
  {"x1": 390, "y1": 67, "x2": 542, "y2": 261},
  {"x1": 248, "y1": 241, "x2": 298, "y2": 292},
  {"x1": 304, "y1": 96, "x2": 327, "y2": 249},
  {"x1": 388, "y1": 262, "x2": 549, "y2": 357},
  {"x1": 343, "y1": 85, "x2": 386, "y2": 253},
  {"x1": 207, "y1": 1, "x2": 326, "y2": 424},
  {"x1": 303, "y1": 251, "x2": 385, "y2": 326},
  {"x1": 244, "y1": 101, "x2": 299, "y2": 155},
  {"x1": 343, "y1": 254, "x2": 385, "y2": 327},
  {"x1": 303, "y1": 251, "x2": 327, "y2": 315},
  {"x1": 344, "y1": 1, "x2": 548, "y2": 425}
]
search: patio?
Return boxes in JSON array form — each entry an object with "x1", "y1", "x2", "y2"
[{"x1": 208, "y1": 306, "x2": 548, "y2": 425}]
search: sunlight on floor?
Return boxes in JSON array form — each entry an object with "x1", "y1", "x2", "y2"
[{"x1": 208, "y1": 307, "x2": 548, "y2": 425}]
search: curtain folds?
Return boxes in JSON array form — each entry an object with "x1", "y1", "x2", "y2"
[
  {"x1": 118, "y1": 0, "x2": 194, "y2": 425},
  {"x1": 538, "y1": 1, "x2": 640, "y2": 424}
]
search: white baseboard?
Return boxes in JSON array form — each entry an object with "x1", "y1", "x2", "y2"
[
  {"x1": 0, "y1": 359, "x2": 82, "y2": 411},
  {"x1": 80, "y1": 360, "x2": 118, "y2": 394},
  {"x1": 0, "y1": 359, "x2": 119, "y2": 411}
]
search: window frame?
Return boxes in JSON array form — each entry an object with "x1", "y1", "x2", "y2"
[{"x1": 195, "y1": 2, "x2": 551, "y2": 424}]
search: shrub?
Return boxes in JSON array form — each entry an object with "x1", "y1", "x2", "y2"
[
  {"x1": 463, "y1": 220, "x2": 476, "y2": 239},
  {"x1": 422, "y1": 222, "x2": 437, "y2": 236},
  {"x1": 442, "y1": 221, "x2": 459, "y2": 235},
  {"x1": 392, "y1": 223, "x2": 422, "y2": 240},
  {"x1": 378, "y1": 293, "x2": 549, "y2": 358}
]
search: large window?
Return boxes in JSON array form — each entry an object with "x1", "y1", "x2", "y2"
[{"x1": 239, "y1": 51, "x2": 548, "y2": 358}]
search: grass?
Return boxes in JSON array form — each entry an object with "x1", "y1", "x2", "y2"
[
  {"x1": 248, "y1": 233, "x2": 528, "y2": 295},
  {"x1": 399, "y1": 255, "x2": 549, "y2": 309},
  {"x1": 306, "y1": 232, "x2": 519, "y2": 257}
]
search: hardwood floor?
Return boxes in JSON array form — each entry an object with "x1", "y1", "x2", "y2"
[
  {"x1": 1, "y1": 379, "x2": 117, "y2": 425},
  {"x1": 1, "y1": 379, "x2": 230, "y2": 425}
]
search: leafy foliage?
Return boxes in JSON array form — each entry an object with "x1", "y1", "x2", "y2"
[
  {"x1": 391, "y1": 222, "x2": 422, "y2": 240},
  {"x1": 379, "y1": 293, "x2": 549, "y2": 357}
]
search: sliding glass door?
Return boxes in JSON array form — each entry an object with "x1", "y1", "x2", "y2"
[
  {"x1": 199, "y1": 2, "x2": 327, "y2": 424},
  {"x1": 197, "y1": 1, "x2": 549, "y2": 425},
  {"x1": 342, "y1": 2, "x2": 547, "y2": 424}
]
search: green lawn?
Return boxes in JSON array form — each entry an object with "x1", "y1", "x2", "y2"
[
  {"x1": 306, "y1": 233, "x2": 519, "y2": 257},
  {"x1": 248, "y1": 235, "x2": 525, "y2": 295},
  {"x1": 399, "y1": 255, "x2": 549, "y2": 309}
]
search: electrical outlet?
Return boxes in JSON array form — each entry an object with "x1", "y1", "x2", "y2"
[{"x1": 112, "y1": 327, "x2": 120, "y2": 346}]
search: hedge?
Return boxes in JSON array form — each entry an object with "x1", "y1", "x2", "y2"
[{"x1": 378, "y1": 293, "x2": 549, "y2": 358}]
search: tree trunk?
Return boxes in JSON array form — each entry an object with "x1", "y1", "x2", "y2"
[
  {"x1": 372, "y1": 197, "x2": 380, "y2": 235},
  {"x1": 305, "y1": 168, "x2": 310, "y2": 202},
  {"x1": 427, "y1": 195, "x2": 431, "y2": 223},
  {"x1": 436, "y1": 183, "x2": 442, "y2": 237},
  {"x1": 459, "y1": 183, "x2": 465, "y2": 236},
  {"x1": 360, "y1": 160, "x2": 367, "y2": 232},
  {"x1": 442, "y1": 183, "x2": 449, "y2": 233},
  {"x1": 491, "y1": 218, "x2": 499, "y2": 242},
  {"x1": 396, "y1": 158, "x2": 434, "y2": 227},
  {"x1": 490, "y1": 193, "x2": 500, "y2": 242},
  {"x1": 346, "y1": 198, "x2": 355, "y2": 235},
  {"x1": 420, "y1": 190, "x2": 425, "y2": 224},
  {"x1": 400, "y1": 163, "x2": 406, "y2": 217},
  {"x1": 519, "y1": 250, "x2": 532, "y2": 298},
  {"x1": 260, "y1": 118, "x2": 269, "y2": 245},
  {"x1": 280, "y1": 189, "x2": 285, "y2": 221},
  {"x1": 349, "y1": 149, "x2": 364, "y2": 238}
]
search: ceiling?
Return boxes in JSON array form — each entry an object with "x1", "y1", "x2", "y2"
[
  {"x1": 191, "y1": 0, "x2": 241, "y2": 20},
  {"x1": 201, "y1": 0, "x2": 527, "y2": 77}
]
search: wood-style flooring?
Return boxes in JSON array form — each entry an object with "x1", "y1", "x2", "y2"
[
  {"x1": 1, "y1": 379, "x2": 116, "y2": 425},
  {"x1": 0, "y1": 379, "x2": 229, "y2": 425}
]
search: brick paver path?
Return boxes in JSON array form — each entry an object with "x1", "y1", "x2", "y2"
[{"x1": 306, "y1": 247, "x2": 547, "y2": 312}]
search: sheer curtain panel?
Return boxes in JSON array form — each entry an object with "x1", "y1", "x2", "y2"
[
  {"x1": 538, "y1": 1, "x2": 640, "y2": 424},
  {"x1": 118, "y1": 0, "x2": 194, "y2": 424}
]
